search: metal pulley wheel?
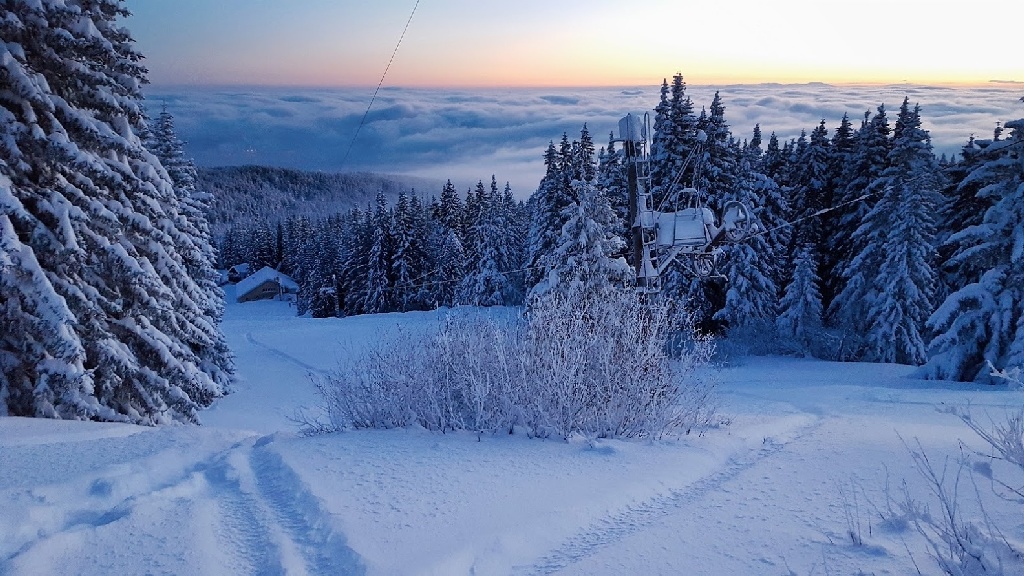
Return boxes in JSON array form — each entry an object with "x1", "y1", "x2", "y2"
[
  {"x1": 692, "y1": 254, "x2": 715, "y2": 277},
  {"x1": 721, "y1": 201, "x2": 752, "y2": 242}
]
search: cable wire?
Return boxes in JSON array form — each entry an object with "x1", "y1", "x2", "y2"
[{"x1": 339, "y1": 0, "x2": 421, "y2": 169}]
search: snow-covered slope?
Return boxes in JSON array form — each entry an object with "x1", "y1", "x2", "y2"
[{"x1": 1, "y1": 294, "x2": 1020, "y2": 575}]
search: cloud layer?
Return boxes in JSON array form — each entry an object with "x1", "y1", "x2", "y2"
[{"x1": 147, "y1": 84, "x2": 1023, "y2": 197}]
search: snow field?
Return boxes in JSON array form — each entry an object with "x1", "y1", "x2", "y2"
[{"x1": 1, "y1": 295, "x2": 1022, "y2": 575}]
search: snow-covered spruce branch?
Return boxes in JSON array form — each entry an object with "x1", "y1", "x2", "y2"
[{"x1": 306, "y1": 287, "x2": 717, "y2": 439}]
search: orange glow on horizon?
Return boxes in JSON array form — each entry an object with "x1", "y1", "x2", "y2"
[{"x1": 131, "y1": 1, "x2": 1023, "y2": 91}]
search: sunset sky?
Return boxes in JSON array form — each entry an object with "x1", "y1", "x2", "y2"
[{"x1": 128, "y1": 0, "x2": 1021, "y2": 87}]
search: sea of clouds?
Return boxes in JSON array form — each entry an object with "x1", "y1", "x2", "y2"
[{"x1": 147, "y1": 83, "x2": 1023, "y2": 197}]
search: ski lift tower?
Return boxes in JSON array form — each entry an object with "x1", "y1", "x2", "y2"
[
  {"x1": 617, "y1": 112, "x2": 754, "y2": 291},
  {"x1": 619, "y1": 113, "x2": 660, "y2": 292}
]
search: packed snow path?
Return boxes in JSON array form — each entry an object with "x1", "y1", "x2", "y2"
[
  {"x1": 1, "y1": 295, "x2": 1020, "y2": 575},
  {"x1": 0, "y1": 424, "x2": 361, "y2": 575}
]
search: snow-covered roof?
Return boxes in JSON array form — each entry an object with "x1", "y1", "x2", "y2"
[{"x1": 235, "y1": 266, "x2": 298, "y2": 299}]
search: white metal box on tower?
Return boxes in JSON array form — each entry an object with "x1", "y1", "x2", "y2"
[{"x1": 618, "y1": 113, "x2": 646, "y2": 143}]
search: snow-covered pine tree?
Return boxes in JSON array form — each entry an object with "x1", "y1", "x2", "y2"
[
  {"x1": 434, "y1": 179, "x2": 465, "y2": 243},
  {"x1": 431, "y1": 227, "x2": 465, "y2": 308},
  {"x1": 282, "y1": 215, "x2": 313, "y2": 290},
  {"x1": 776, "y1": 244, "x2": 823, "y2": 350},
  {"x1": 337, "y1": 207, "x2": 371, "y2": 316},
  {"x1": 714, "y1": 135, "x2": 781, "y2": 332},
  {"x1": 217, "y1": 223, "x2": 246, "y2": 270},
  {"x1": 297, "y1": 216, "x2": 342, "y2": 318},
  {"x1": 937, "y1": 133, "x2": 999, "y2": 298},
  {"x1": 848, "y1": 99, "x2": 941, "y2": 364},
  {"x1": 534, "y1": 177, "x2": 630, "y2": 298},
  {"x1": 462, "y1": 180, "x2": 487, "y2": 266},
  {"x1": 391, "y1": 191, "x2": 418, "y2": 311},
  {"x1": 362, "y1": 192, "x2": 392, "y2": 314},
  {"x1": 597, "y1": 133, "x2": 629, "y2": 261},
  {"x1": 819, "y1": 113, "x2": 857, "y2": 311},
  {"x1": 789, "y1": 121, "x2": 832, "y2": 248},
  {"x1": 407, "y1": 193, "x2": 435, "y2": 308},
  {"x1": 829, "y1": 105, "x2": 893, "y2": 335},
  {"x1": 763, "y1": 131, "x2": 788, "y2": 186},
  {"x1": 525, "y1": 141, "x2": 562, "y2": 288},
  {"x1": 248, "y1": 219, "x2": 278, "y2": 271},
  {"x1": 460, "y1": 179, "x2": 509, "y2": 306},
  {"x1": 694, "y1": 91, "x2": 738, "y2": 207},
  {"x1": 922, "y1": 116, "x2": 1024, "y2": 381},
  {"x1": 759, "y1": 131, "x2": 793, "y2": 292},
  {"x1": 500, "y1": 181, "x2": 527, "y2": 301},
  {"x1": 0, "y1": 0, "x2": 229, "y2": 422},
  {"x1": 526, "y1": 134, "x2": 584, "y2": 294},
  {"x1": 748, "y1": 124, "x2": 763, "y2": 155},
  {"x1": 650, "y1": 73, "x2": 700, "y2": 207},
  {"x1": 144, "y1": 106, "x2": 233, "y2": 389},
  {"x1": 574, "y1": 124, "x2": 597, "y2": 183}
]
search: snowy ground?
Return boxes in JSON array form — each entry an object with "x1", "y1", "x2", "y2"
[{"x1": 2, "y1": 292, "x2": 1022, "y2": 575}]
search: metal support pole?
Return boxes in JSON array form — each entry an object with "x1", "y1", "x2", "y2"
[{"x1": 624, "y1": 139, "x2": 644, "y2": 282}]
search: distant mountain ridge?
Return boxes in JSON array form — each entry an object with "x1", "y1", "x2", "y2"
[{"x1": 197, "y1": 165, "x2": 442, "y2": 234}]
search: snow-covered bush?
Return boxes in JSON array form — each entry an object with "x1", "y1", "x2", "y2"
[
  {"x1": 308, "y1": 288, "x2": 716, "y2": 439},
  {"x1": 896, "y1": 368, "x2": 1024, "y2": 575},
  {"x1": 519, "y1": 288, "x2": 716, "y2": 438}
]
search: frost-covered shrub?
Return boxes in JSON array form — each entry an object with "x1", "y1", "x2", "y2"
[
  {"x1": 519, "y1": 288, "x2": 715, "y2": 439},
  {"x1": 896, "y1": 366, "x2": 1024, "y2": 575},
  {"x1": 310, "y1": 288, "x2": 716, "y2": 439}
]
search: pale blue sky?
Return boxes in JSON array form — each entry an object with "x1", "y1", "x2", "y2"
[{"x1": 128, "y1": 0, "x2": 1022, "y2": 87}]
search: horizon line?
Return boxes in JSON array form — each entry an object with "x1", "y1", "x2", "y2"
[{"x1": 144, "y1": 79, "x2": 1022, "y2": 91}]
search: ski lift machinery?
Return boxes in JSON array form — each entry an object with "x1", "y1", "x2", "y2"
[{"x1": 617, "y1": 112, "x2": 753, "y2": 292}]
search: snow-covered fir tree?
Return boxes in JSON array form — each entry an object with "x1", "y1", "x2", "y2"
[
  {"x1": 789, "y1": 121, "x2": 832, "y2": 249},
  {"x1": 714, "y1": 137, "x2": 781, "y2": 331},
  {"x1": 460, "y1": 178, "x2": 519, "y2": 306},
  {"x1": 297, "y1": 216, "x2": 342, "y2": 318},
  {"x1": 337, "y1": 207, "x2": 372, "y2": 316},
  {"x1": 362, "y1": 192, "x2": 393, "y2": 314},
  {"x1": 391, "y1": 191, "x2": 434, "y2": 311},
  {"x1": 434, "y1": 179, "x2": 465, "y2": 242},
  {"x1": 776, "y1": 244, "x2": 823, "y2": 350},
  {"x1": 0, "y1": 0, "x2": 230, "y2": 422},
  {"x1": 651, "y1": 73, "x2": 701, "y2": 205},
  {"x1": 837, "y1": 99, "x2": 941, "y2": 364},
  {"x1": 922, "y1": 116, "x2": 1024, "y2": 380},
  {"x1": 829, "y1": 105, "x2": 893, "y2": 336},
  {"x1": 820, "y1": 113, "x2": 858, "y2": 310},
  {"x1": 526, "y1": 129, "x2": 593, "y2": 293},
  {"x1": 760, "y1": 131, "x2": 793, "y2": 292},
  {"x1": 525, "y1": 142, "x2": 562, "y2": 288},
  {"x1": 694, "y1": 92, "x2": 739, "y2": 207},
  {"x1": 431, "y1": 228, "x2": 466, "y2": 308},
  {"x1": 144, "y1": 106, "x2": 234, "y2": 389},
  {"x1": 596, "y1": 134, "x2": 632, "y2": 272},
  {"x1": 866, "y1": 100, "x2": 941, "y2": 364},
  {"x1": 936, "y1": 132, "x2": 1000, "y2": 298},
  {"x1": 533, "y1": 179, "x2": 630, "y2": 298}
]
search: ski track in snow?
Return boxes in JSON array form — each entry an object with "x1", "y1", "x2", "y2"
[
  {"x1": 245, "y1": 332, "x2": 330, "y2": 377},
  {"x1": 2, "y1": 435, "x2": 363, "y2": 576},
  {"x1": 2, "y1": 441, "x2": 238, "y2": 569},
  {"x1": 517, "y1": 414, "x2": 824, "y2": 575},
  {"x1": 247, "y1": 436, "x2": 364, "y2": 575},
  {"x1": 200, "y1": 446, "x2": 286, "y2": 575}
]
